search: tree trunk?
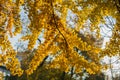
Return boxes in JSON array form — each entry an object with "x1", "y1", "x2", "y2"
[{"x1": 61, "y1": 71, "x2": 65, "y2": 80}]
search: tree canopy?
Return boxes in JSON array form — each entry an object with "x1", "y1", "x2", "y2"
[{"x1": 0, "y1": 0, "x2": 120, "y2": 79}]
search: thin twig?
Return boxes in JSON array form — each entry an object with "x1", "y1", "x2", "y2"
[
  {"x1": 109, "y1": 58, "x2": 114, "y2": 80},
  {"x1": 104, "y1": 57, "x2": 120, "y2": 65}
]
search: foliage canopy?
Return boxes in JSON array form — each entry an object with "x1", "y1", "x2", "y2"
[{"x1": 0, "y1": 0, "x2": 120, "y2": 79}]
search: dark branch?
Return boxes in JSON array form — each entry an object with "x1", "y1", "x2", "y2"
[
  {"x1": 70, "y1": 66, "x2": 74, "y2": 80},
  {"x1": 38, "y1": 38, "x2": 41, "y2": 44},
  {"x1": 38, "y1": 56, "x2": 49, "y2": 68},
  {"x1": 50, "y1": 1, "x2": 68, "y2": 48},
  {"x1": 114, "y1": 0, "x2": 120, "y2": 13},
  {"x1": 61, "y1": 71, "x2": 66, "y2": 80}
]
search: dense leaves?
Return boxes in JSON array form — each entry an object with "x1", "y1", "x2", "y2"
[{"x1": 0, "y1": 0, "x2": 119, "y2": 79}]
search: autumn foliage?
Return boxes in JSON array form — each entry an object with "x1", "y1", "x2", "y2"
[{"x1": 0, "y1": 0, "x2": 120, "y2": 79}]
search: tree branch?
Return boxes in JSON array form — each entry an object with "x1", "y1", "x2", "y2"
[
  {"x1": 50, "y1": 1, "x2": 68, "y2": 48},
  {"x1": 61, "y1": 71, "x2": 66, "y2": 80},
  {"x1": 38, "y1": 56, "x2": 49, "y2": 68}
]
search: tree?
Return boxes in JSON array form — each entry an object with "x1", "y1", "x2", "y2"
[{"x1": 0, "y1": 0, "x2": 119, "y2": 79}]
